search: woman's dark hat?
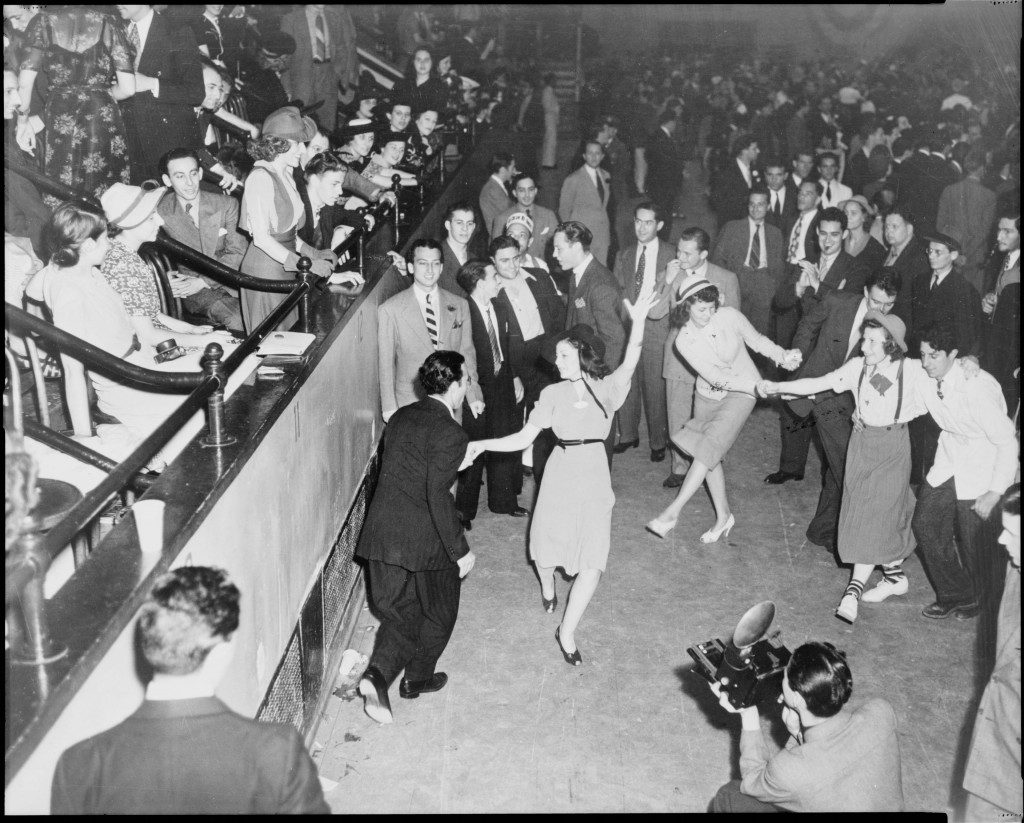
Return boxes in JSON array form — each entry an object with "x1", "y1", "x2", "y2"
[{"x1": 542, "y1": 323, "x2": 606, "y2": 364}]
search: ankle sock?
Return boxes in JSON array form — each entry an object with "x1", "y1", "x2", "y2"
[
  {"x1": 881, "y1": 562, "x2": 906, "y2": 584},
  {"x1": 844, "y1": 579, "x2": 865, "y2": 600}
]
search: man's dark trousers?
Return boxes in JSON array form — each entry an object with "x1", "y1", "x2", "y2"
[{"x1": 366, "y1": 561, "x2": 461, "y2": 684}]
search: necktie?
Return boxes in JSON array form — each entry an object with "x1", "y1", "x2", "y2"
[
  {"x1": 788, "y1": 215, "x2": 802, "y2": 263},
  {"x1": 772, "y1": 192, "x2": 781, "y2": 218},
  {"x1": 425, "y1": 293, "x2": 439, "y2": 348},
  {"x1": 930, "y1": 273, "x2": 939, "y2": 291},
  {"x1": 885, "y1": 246, "x2": 899, "y2": 266},
  {"x1": 525, "y1": 207, "x2": 531, "y2": 219},
  {"x1": 314, "y1": 12, "x2": 327, "y2": 61},
  {"x1": 127, "y1": 22, "x2": 141, "y2": 67},
  {"x1": 749, "y1": 225, "x2": 761, "y2": 269},
  {"x1": 823, "y1": 182, "x2": 832, "y2": 205},
  {"x1": 819, "y1": 254, "x2": 832, "y2": 281},
  {"x1": 314, "y1": 207, "x2": 326, "y2": 249},
  {"x1": 936, "y1": 378, "x2": 944, "y2": 401},
  {"x1": 595, "y1": 172, "x2": 605, "y2": 204},
  {"x1": 185, "y1": 202, "x2": 198, "y2": 228},
  {"x1": 633, "y1": 244, "x2": 646, "y2": 299},
  {"x1": 485, "y1": 306, "x2": 502, "y2": 373}
]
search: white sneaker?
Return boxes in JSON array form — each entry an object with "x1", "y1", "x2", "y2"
[
  {"x1": 860, "y1": 576, "x2": 909, "y2": 603},
  {"x1": 835, "y1": 594, "x2": 859, "y2": 623}
]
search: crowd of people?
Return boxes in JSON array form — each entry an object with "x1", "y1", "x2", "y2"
[{"x1": 3, "y1": 4, "x2": 1020, "y2": 817}]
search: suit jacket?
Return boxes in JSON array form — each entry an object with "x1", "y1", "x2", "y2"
[
  {"x1": 612, "y1": 239, "x2": 675, "y2": 307},
  {"x1": 559, "y1": 166, "x2": 612, "y2": 263},
  {"x1": 844, "y1": 147, "x2": 872, "y2": 196},
  {"x1": 438, "y1": 239, "x2": 470, "y2": 298},
  {"x1": 711, "y1": 159, "x2": 761, "y2": 224},
  {"x1": 356, "y1": 397, "x2": 469, "y2": 569},
  {"x1": 909, "y1": 268, "x2": 982, "y2": 356},
  {"x1": 662, "y1": 262, "x2": 740, "y2": 381},
  {"x1": 50, "y1": 697, "x2": 329, "y2": 815},
  {"x1": 886, "y1": 237, "x2": 931, "y2": 327},
  {"x1": 765, "y1": 182, "x2": 800, "y2": 242},
  {"x1": 120, "y1": 13, "x2": 205, "y2": 182},
  {"x1": 936, "y1": 176, "x2": 997, "y2": 278},
  {"x1": 896, "y1": 150, "x2": 950, "y2": 231},
  {"x1": 157, "y1": 190, "x2": 248, "y2": 291},
  {"x1": 773, "y1": 249, "x2": 871, "y2": 314},
  {"x1": 490, "y1": 203, "x2": 559, "y2": 260},
  {"x1": 565, "y1": 256, "x2": 625, "y2": 367},
  {"x1": 492, "y1": 269, "x2": 565, "y2": 398},
  {"x1": 982, "y1": 260, "x2": 1020, "y2": 406},
  {"x1": 786, "y1": 289, "x2": 864, "y2": 417},
  {"x1": 479, "y1": 177, "x2": 514, "y2": 239},
  {"x1": 711, "y1": 218, "x2": 785, "y2": 336},
  {"x1": 377, "y1": 285, "x2": 482, "y2": 417},
  {"x1": 3, "y1": 128, "x2": 50, "y2": 253},
  {"x1": 644, "y1": 126, "x2": 685, "y2": 207},
  {"x1": 280, "y1": 6, "x2": 358, "y2": 97},
  {"x1": 292, "y1": 166, "x2": 381, "y2": 249}
]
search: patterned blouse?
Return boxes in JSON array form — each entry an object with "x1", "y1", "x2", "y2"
[{"x1": 100, "y1": 240, "x2": 167, "y2": 328}]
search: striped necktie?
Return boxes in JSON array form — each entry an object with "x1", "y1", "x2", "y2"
[
  {"x1": 788, "y1": 215, "x2": 803, "y2": 263},
  {"x1": 485, "y1": 306, "x2": 502, "y2": 373},
  {"x1": 314, "y1": 12, "x2": 327, "y2": 61},
  {"x1": 425, "y1": 293, "x2": 439, "y2": 348},
  {"x1": 749, "y1": 225, "x2": 761, "y2": 269}
]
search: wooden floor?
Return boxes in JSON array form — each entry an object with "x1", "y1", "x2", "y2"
[{"x1": 312, "y1": 134, "x2": 989, "y2": 815}]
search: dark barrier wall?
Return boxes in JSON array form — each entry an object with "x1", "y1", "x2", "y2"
[{"x1": 4, "y1": 128, "x2": 519, "y2": 813}]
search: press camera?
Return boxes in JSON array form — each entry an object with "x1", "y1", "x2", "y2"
[{"x1": 687, "y1": 601, "x2": 792, "y2": 709}]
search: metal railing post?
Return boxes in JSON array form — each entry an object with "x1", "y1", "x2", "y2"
[
  {"x1": 356, "y1": 208, "x2": 367, "y2": 276},
  {"x1": 391, "y1": 174, "x2": 403, "y2": 246},
  {"x1": 199, "y1": 342, "x2": 236, "y2": 448},
  {"x1": 296, "y1": 255, "x2": 314, "y2": 331},
  {"x1": 8, "y1": 529, "x2": 68, "y2": 665}
]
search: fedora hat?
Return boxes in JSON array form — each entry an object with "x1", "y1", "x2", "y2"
[
  {"x1": 100, "y1": 183, "x2": 166, "y2": 230},
  {"x1": 864, "y1": 309, "x2": 907, "y2": 352},
  {"x1": 262, "y1": 106, "x2": 317, "y2": 142},
  {"x1": 921, "y1": 229, "x2": 962, "y2": 255},
  {"x1": 543, "y1": 323, "x2": 606, "y2": 365}
]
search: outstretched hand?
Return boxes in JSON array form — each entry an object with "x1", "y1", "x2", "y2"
[
  {"x1": 623, "y1": 284, "x2": 659, "y2": 323},
  {"x1": 780, "y1": 349, "x2": 802, "y2": 371},
  {"x1": 460, "y1": 441, "x2": 485, "y2": 471}
]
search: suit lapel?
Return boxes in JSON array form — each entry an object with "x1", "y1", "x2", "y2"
[
  {"x1": 167, "y1": 195, "x2": 202, "y2": 245},
  {"x1": 198, "y1": 193, "x2": 219, "y2": 255},
  {"x1": 402, "y1": 288, "x2": 432, "y2": 348}
]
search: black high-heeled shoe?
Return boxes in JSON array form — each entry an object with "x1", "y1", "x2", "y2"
[
  {"x1": 542, "y1": 591, "x2": 557, "y2": 614},
  {"x1": 555, "y1": 626, "x2": 582, "y2": 666}
]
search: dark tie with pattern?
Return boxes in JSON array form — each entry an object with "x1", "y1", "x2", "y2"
[
  {"x1": 595, "y1": 173, "x2": 605, "y2": 203},
  {"x1": 425, "y1": 293, "x2": 439, "y2": 348},
  {"x1": 485, "y1": 306, "x2": 502, "y2": 373},
  {"x1": 749, "y1": 225, "x2": 761, "y2": 269},
  {"x1": 184, "y1": 202, "x2": 198, "y2": 228},
  {"x1": 633, "y1": 244, "x2": 646, "y2": 299},
  {"x1": 127, "y1": 22, "x2": 141, "y2": 68},
  {"x1": 772, "y1": 192, "x2": 781, "y2": 219}
]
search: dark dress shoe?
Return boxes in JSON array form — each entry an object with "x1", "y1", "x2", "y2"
[
  {"x1": 461, "y1": 519, "x2": 472, "y2": 531},
  {"x1": 555, "y1": 626, "x2": 582, "y2": 666},
  {"x1": 763, "y1": 470, "x2": 804, "y2": 484},
  {"x1": 542, "y1": 591, "x2": 558, "y2": 613},
  {"x1": 922, "y1": 600, "x2": 979, "y2": 619},
  {"x1": 358, "y1": 666, "x2": 393, "y2": 724},
  {"x1": 650, "y1": 448, "x2": 666, "y2": 462},
  {"x1": 507, "y1": 505, "x2": 530, "y2": 517},
  {"x1": 663, "y1": 473, "x2": 685, "y2": 489},
  {"x1": 613, "y1": 439, "x2": 640, "y2": 454},
  {"x1": 399, "y1": 671, "x2": 448, "y2": 699}
]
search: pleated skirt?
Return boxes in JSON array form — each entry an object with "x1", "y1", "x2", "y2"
[{"x1": 837, "y1": 424, "x2": 915, "y2": 565}]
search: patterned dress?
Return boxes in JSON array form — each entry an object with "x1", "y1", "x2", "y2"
[{"x1": 21, "y1": 8, "x2": 133, "y2": 200}]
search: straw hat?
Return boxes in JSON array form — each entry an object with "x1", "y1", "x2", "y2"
[{"x1": 100, "y1": 183, "x2": 166, "y2": 230}]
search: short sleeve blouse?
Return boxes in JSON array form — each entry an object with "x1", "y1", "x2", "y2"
[{"x1": 100, "y1": 240, "x2": 163, "y2": 321}]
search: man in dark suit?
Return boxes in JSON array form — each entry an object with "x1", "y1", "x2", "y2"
[
  {"x1": 880, "y1": 207, "x2": 930, "y2": 326},
  {"x1": 845, "y1": 120, "x2": 885, "y2": 197},
  {"x1": 553, "y1": 220, "x2": 625, "y2": 464},
  {"x1": 157, "y1": 149, "x2": 246, "y2": 332},
  {"x1": 479, "y1": 151, "x2": 517, "y2": 240},
  {"x1": 936, "y1": 147, "x2": 997, "y2": 295},
  {"x1": 896, "y1": 135, "x2": 953, "y2": 234},
  {"x1": 3, "y1": 68, "x2": 49, "y2": 254},
  {"x1": 50, "y1": 567, "x2": 329, "y2": 814},
  {"x1": 437, "y1": 201, "x2": 483, "y2": 298},
  {"x1": 711, "y1": 132, "x2": 762, "y2": 226},
  {"x1": 236, "y1": 31, "x2": 296, "y2": 129},
  {"x1": 357, "y1": 351, "x2": 477, "y2": 725},
  {"x1": 118, "y1": 5, "x2": 206, "y2": 183},
  {"x1": 491, "y1": 230, "x2": 565, "y2": 484},
  {"x1": 611, "y1": 202, "x2": 674, "y2": 460},
  {"x1": 768, "y1": 206, "x2": 871, "y2": 485},
  {"x1": 982, "y1": 213, "x2": 1020, "y2": 411},
  {"x1": 764, "y1": 158, "x2": 799, "y2": 241},
  {"x1": 644, "y1": 111, "x2": 686, "y2": 240},
  {"x1": 454, "y1": 260, "x2": 528, "y2": 520},
  {"x1": 780, "y1": 271, "x2": 902, "y2": 549},
  {"x1": 710, "y1": 188, "x2": 785, "y2": 338}
]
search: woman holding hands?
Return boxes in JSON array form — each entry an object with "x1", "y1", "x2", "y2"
[
  {"x1": 646, "y1": 274, "x2": 802, "y2": 542},
  {"x1": 462, "y1": 286, "x2": 660, "y2": 666}
]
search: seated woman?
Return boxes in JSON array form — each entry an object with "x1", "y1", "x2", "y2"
[
  {"x1": 361, "y1": 132, "x2": 419, "y2": 190},
  {"x1": 99, "y1": 183, "x2": 237, "y2": 350},
  {"x1": 398, "y1": 107, "x2": 442, "y2": 178},
  {"x1": 24, "y1": 204, "x2": 252, "y2": 468}
]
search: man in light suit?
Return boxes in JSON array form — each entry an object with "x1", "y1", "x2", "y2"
[
  {"x1": 356, "y1": 351, "x2": 477, "y2": 725},
  {"x1": 559, "y1": 139, "x2": 612, "y2": 266},
  {"x1": 479, "y1": 151, "x2": 516, "y2": 239},
  {"x1": 611, "y1": 202, "x2": 675, "y2": 460},
  {"x1": 490, "y1": 173, "x2": 559, "y2": 261},
  {"x1": 279, "y1": 4, "x2": 357, "y2": 133},
  {"x1": 661, "y1": 228, "x2": 740, "y2": 488},
  {"x1": 117, "y1": 5, "x2": 205, "y2": 183},
  {"x1": 936, "y1": 147, "x2": 997, "y2": 295},
  {"x1": 51, "y1": 567, "x2": 329, "y2": 814},
  {"x1": 157, "y1": 149, "x2": 245, "y2": 332},
  {"x1": 553, "y1": 221, "x2": 625, "y2": 465},
  {"x1": 710, "y1": 188, "x2": 785, "y2": 338},
  {"x1": 377, "y1": 239, "x2": 483, "y2": 425}
]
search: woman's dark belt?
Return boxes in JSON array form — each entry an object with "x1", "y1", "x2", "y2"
[{"x1": 556, "y1": 438, "x2": 604, "y2": 448}]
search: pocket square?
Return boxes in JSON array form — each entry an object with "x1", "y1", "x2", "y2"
[
  {"x1": 540, "y1": 227, "x2": 550, "y2": 235},
  {"x1": 574, "y1": 297, "x2": 586, "y2": 309},
  {"x1": 218, "y1": 227, "x2": 228, "y2": 236}
]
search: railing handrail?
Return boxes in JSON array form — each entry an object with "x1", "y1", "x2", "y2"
[{"x1": 4, "y1": 151, "x2": 103, "y2": 213}]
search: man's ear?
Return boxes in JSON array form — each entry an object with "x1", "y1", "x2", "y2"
[
  {"x1": 406, "y1": 261, "x2": 415, "y2": 277},
  {"x1": 161, "y1": 174, "x2": 172, "y2": 188}
]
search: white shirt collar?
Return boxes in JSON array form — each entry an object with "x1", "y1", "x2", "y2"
[
  {"x1": 1005, "y1": 250, "x2": 1020, "y2": 269},
  {"x1": 413, "y1": 282, "x2": 438, "y2": 302},
  {"x1": 573, "y1": 253, "x2": 594, "y2": 282},
  {"x1": 931, "y1": 266, "x2": 953, "y2": 285},
  {"x1": 134, "y1": 8, "x2": 155, "y2": 47},
  {"x1": 688, "y1": 260, "x2": 708, "y2": 280},
  {"x1": 203, "y1": 10, "x2": 221, "y2": 29}
]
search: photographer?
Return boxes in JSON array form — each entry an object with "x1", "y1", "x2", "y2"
[{"x1": 709, "y1": 641, "x2": 904, "y2": 813}]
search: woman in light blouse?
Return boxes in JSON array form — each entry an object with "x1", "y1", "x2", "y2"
[
  {"x1": 760, "y1": 311, "x2": 930, "y2": 624},
  {"x1": 647, "y1": 274, "x2": 801, "y2": 542}
]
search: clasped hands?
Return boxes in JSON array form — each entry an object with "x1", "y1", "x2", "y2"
[
  {"x1": 460, "y1": 441, "x2": 486, "y2": 471},
  {"x1": 755, "y1": 351, "x2": 802, "y2": 397},
  {"x1": 794, "y1": 260, "x2": 821, "y2": 296}
]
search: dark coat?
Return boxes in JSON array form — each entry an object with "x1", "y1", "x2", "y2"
[
  {"x1": 712, "y1": 159, "x2": 760, "y2": 224},
  {"x1": 120, "y1": 12, "x2": 205, "y2": 182},
  {"x1": 492, "y1": 268, "x2": 565, "y2": 400},
  {"x1": 908, "y1": 267, "x2": 982, "y2": 356},
  {"x1": 774, "y1": 249, "x2": 872, "y2": 314},
  {"x1": 982, "y1": 269, "x2": 1019, "y2": 409},
  {"x1": 886, "y1": 236, "x2": 931, "y2": 327},
  {"x1": 50, "y1": 697, "x2": 329, "y2": 815},
  {"x1": 644, "y1": 126, "x2": 685, "y2": 212},
  {"x1": 765, "y1": 181, "x2": 800, "y2": 242},
  {"x1": 565, "y1": 256, "x2": 626, "y2": 367},
  {"x1": 356, "y1": 397, "x2": 469, "y2": 570}
]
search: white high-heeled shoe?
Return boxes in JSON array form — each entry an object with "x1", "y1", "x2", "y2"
[
  {"x1": 645, "y1": 514, "x2": 678, "y2": 538},
  {"x1": 700, "y1": 513, "x2": 735, "y2": 544}
]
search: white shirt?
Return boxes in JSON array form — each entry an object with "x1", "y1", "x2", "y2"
[
  {"x1": 500, "y1": 273, "x2": 544, "y2": 340},
  {"x1": 790, "y1": 211, "x2": 815, "y2": 263},
  {"x1": 177, "y1": 195, "x2": 200, "y2": 227},
  {"x1": 744, "y1": 219, "x2": 768, "y2": 269},
  {"x1": 1002, "y1": 250, "x2": 1020, "y2": 272},
  {"x1": 412, "y1": 283, "x2": 440, "y2": 334},
  {"x1": 919, "y1": 362, "x2": 1017, "y2": 499},
  {"x1": 769, "y1": 187, "x2": 786, "y2": 214},
  {"x1": 583, "y1": 165, "x2": 600, "y2": 190},
  {"x1": 573, "y1": 253, "x2": 594, "y2": 287},
  {"x1": 736, "y1": 158, "x2": 752, "y2": 188},
  {"x1": 827, "y1": 356, "x2": 928, "y2": 426},
  {"x1": 472, "y1": 293, "x2": 504, "y2": 362},
  {"x1": 633, "y1": 239, "x2": 659, "y2": 292},
  {"x1": 133, "y1": 8, "x2": 155, "y2": 57},
  {"x1": 846, "y1": 297, "x2": 870, "y2": 359},
  {"x1": 819, "y1": 179, "x2": 851, "y2": 207}
]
